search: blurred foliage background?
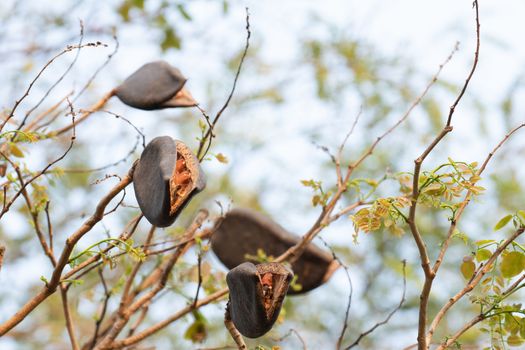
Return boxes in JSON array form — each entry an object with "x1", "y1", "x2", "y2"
[{"x1": 1, "y1": 0, "x2": 525, "y2": 349}]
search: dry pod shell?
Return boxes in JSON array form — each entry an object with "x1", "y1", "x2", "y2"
[
  {"x1": 115, "y1": 61, "x2": 197, "y2": 110},
  {"x1": 133, "y1": 136, "x2": 206, "y2": 227},
  {"x1": 226, "y1": 262, "x2": 293, "y2": 338},
  {"x1": 212, "y1": 208, "x2": 339, "y2": 294}
]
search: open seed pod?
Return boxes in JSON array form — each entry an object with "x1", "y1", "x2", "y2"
[
  {"x1": 115, "y1": 61, "x2": 197, "y2": 110},
  {"x1": 212, "y1": 208, "x2": 340, "y2": 294},
  {"x1": 133, "y1": 136, "x2": 206, "y2": 227},
  {"x1": 226, "y1": 262, "x2": 293, "y2": 338}
]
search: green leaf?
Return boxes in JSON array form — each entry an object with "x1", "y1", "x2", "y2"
[
  {"x1": 300, "y1": 179, "x2": 313, "y2": 187},
  {"x1": 184, "y1": 313, "x2": 207, "y2": 343},
  {"x1": 177, "y1": 4, "x2": 192, "y2": 21},
  {"x1": 495, "y1": 214, "x2": 513, "y2": 231},
  {"x1": 198, "y1": 119, "x2": 206, "y2": 131},
  {"x1": 132, "y1": 0, "x2": 144, "y2": 9},
  {"x1": 476, "y1": 239, "x2": 495, "y2": 246},
  {"x1": 518, "y1": 210, "x2": 525, "y2": 222},
  {"x1": 214, "y1": 153, "x2": 228, "y2": 164},
  {"x1": 161, "y1": 27, "x2": 181, "y2": 51},
  {"x1": 501, "y1": 251, "x2": 525, "y2": 278},
  {"x1": 40, "y1": 276, "x2": 49, "y2": 285},
  {"x1": 507, "y1": 334, "x2": 524, "y2": 347},
  {"x1": 476, "y1": 249, "x2": 492, "y2": 262},
  {"x1": 8, "y1": 142, "x2": 24, "y2": 158},
  {"x1": 117, "y1": 2, "x2": 131, "y2": 22},
  {"x1": 460, "y1": 259, "x2": 476, "y2": 280}
]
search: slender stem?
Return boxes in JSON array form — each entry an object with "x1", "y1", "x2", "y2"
[
  {"x1": 224, "y1": 302, "x2": 247, "y2": 350},
  {"x1": 60, "y1": 285, "x2": 80, "y2": 350},
  {"x1": 427, "y1": 227, "x2": 524, "y2": 343},
  {"x1": 0, "y1": 165, "x2": 134, "y2": 336},
  {"x1": 50, "y1": 89, "x2": 115, "y2": 137},
  {"x1": 107, "y1": 288, "x2": 229, "y2": 349}
]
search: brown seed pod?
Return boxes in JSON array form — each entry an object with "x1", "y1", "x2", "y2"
[
  {"x1": 115, "y1": 61, "x2": 197, "y2": 110},
  {"x1": 226, "y1": 262, "x2": 293, "y2": 338},
  {"x1": 133, "y1": 136, "x2": 206, "y2": 227},
  {"x1": 211, "y1": 208, "x2": 340, "y2": 294}
]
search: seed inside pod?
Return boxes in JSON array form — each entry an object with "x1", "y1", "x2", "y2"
[
  {"x1": 211, "y1": 208, "x2": 340, "y2": 294},
  {"x1": 133, "y1": 136, "x2": 206, "y2": 227},
  {"x1": 226, "y1": 262, "x2": 293, "y2": 338},
  {"x1": 115, "y1": 61, "x2": 197, "y2": 110},
  {"x1": 169, "y1": 141, "x2": 206, "y2": 219}
]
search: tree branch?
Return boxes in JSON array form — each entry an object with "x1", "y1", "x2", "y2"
[
  {"x1": 345, "y1": 260, "x2": 406, "y2": 349},
  {"x1": 0, "y1": 164, "x2": 134, "y2": 336},
  {"x1": 427, "y1": 227, "x2": 524, "y2": 343}
]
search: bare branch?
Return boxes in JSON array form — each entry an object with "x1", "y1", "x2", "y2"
[
  {"x1": 433, "y1": 122, "x2": 525, "y2": 276},
  {"x1": 349, "y1": 42, "x2": 459, "y2": 172},
  {"x1": 0, "y1": 112, "x2": 77, "y2": 220},
  {"x1": 224, "y1": 303, "x2": 247, "y2": 350},
  {"x1": 0, "y1": 37, "x2": 106, "y2": 132},
  {"x1": 91, "y1": 268, "x2": 112, "y2": 349},
  {"x1": 445, "y1": 0, "x2": 480, "y2": 127},
  {"x1": 0, "y1": 245, "x2": 5, "y2": 273},
  {"x1": 196, "y1": 7, "x2": 251, "y2": 161},
  {"x1": 344, "y1": 260, "x2": 406, "y2": 349},
  {"x1": 107, "y1": 288, "x2": 229, "y2": 349},
  {"x1": 0, "y1": 164, "x2": 134, "y2": 336},
  {"x1": 16, "y1": 20, "x2": 85, "y2": 131},
  {"x1": 272, "y1": 329, "x2": 307, "y2": 350},
  {"x1": 60, "y1": 286, "x2": 80, "y2": 350},
  {"x1": 50, "y1": 89, "x2": 116, "y2": 137},
  {"x1": 427, "y1": 227, "x2": 524, "y2": 344}
]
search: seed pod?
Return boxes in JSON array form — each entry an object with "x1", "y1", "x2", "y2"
[
  {"x1": 133, "y1": 136, "x2": 206, "y2": 227},
  {"x1": 211, "y1": 208, "x2": 339, "y2": 294},
  {"x1": 115, "y1": 61, "x2": 197, "y2": 110},
  {"x1": 226, "y1": 262, "x2": 293, "y2": 338}
]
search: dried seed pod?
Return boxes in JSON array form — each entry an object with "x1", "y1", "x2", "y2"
[
  {"x1": 115, "y1": 61, "x2": 197, "y2": 110},
  {"x1": 226, "y1": 262, "x2": 293, "y2": 338},
  {"x1": 133, "y1": 136, "x2": 206, "y2": 227},
  {"x1": 212, "y1": 208, "x2": 339, "y2": 294}
]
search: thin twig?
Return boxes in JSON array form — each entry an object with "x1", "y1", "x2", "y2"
[
  {"x1": 224, "y1": 302, "x2": 247, "y2": 350},
  {"x1": 93, "y1": 211, "x2": 208, "y2": 349},
  {"x1": 0, "y1": 245, "x2": 5, "y2": 273},
  {"x1": 0, "y1": 39, "x2": 106, "y2": 132},
  {"x1": 316, "y1": 236, "x2": 352, "y2": 350},
  {"x1": 44, "y1": 201, "x2": 54, "y2": 255},
  {"x1": 349, "y1": 42, "x2": 459, "y2": 173},
  {"x1": 0, "y1": 151, "x2": 56, "y2": 266},
  {"x1": 23, "y1": 91, "x2": 73, "y2": 132},
  {"x1": 445, "y1": 0, "x2": 480, "y2": 127},
  {"x1": 344, "y1": 260, "x2": 406, "y2": 349},
  {"x1": 91, "y1": 268, "x2": 112, "y2": 350},
  {"x1": 71, "y1": 32, "x2": 119, "y2": 106},
  {"x1": 272, "y1": 329, "x2": 307, "y2": 350},
  {"x1": 432, "y1": 122, "x2": 525, "y2": 276},
  {"x1": 412, "y1": 3, "x2": 480, "y2": 348},
  {"x1": 17, "y1": 21, "x2": 86, "y2": 131},
  {"x1": 196, "y1": 7, "x2": 251, "y2": 161},
  {"x1": 50, "y1": 89, "x2": 115, "y2": 137},
  {"x1": 0, "y1": 112, "x2": 77, "y2": 220},
  {"x1": 0, "y1": 164, "x2": 134, "y2": 336},
  {"x1": 63, "y1": 214, "x2": 143, "y2": 283},
  {"x1": 60, "y1": 285, "x2": 80, "y2": 350},
  {"x1": 336, "y1": 107, "x2": 363, "y2": 187},
  {"x1": 427, "y1": 227, "x2": 524, "y2": 345},
  {"x1": 107, "y1": 288, "x2": 229, "y2": 349},
  {"x1": 426, "y1": 124, "x2": 525, "y2": 342},
  {"x1": 193, "y1": 250, "x2": 204, "y2": 308}
]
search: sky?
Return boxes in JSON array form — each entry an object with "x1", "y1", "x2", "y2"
[{"x1": 1, "y1": 0, "x2": 525, "y2": 349}]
